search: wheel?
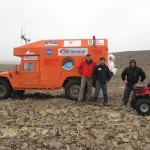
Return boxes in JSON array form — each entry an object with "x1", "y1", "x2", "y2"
[
  {"x1": 13, "y1": 90, "x2": 25, "y2": 95},
  {"x1": 131, "y1": 97, "x2": 138, "y2": 109},
  {"x1": 65, "y1": 80, "x2": 80, "y2": 100},
  {"x1": 0, "y1": 79, "x2": 12, "y2": 99},
  {"x1": 135, "y1": 98, "x2": 150, "y2": 116},
  {"x1": 130, "y1": 95, "x2": 139, "y2": 109}
]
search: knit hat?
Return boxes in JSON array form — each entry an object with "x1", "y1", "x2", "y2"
[{"x1": 129, "y1": 59, "x2": 136, "y2": 63}]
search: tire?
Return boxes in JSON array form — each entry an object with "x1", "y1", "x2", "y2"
[
  {"x1": 0, "y1": 79, "x2": 12, "y2": 99},
  {"x1": 13, "y1": 90, "x2": 25, "y2": 95},
  {"x1": 65, "y1": 80, "x2": 80, "y2": 100},
  {"x1": 135, "y1": 98, "x2": 150, "y2": 116},
  {"x1": 131, "y1": 96, "x2": 139, "y2": 109}
]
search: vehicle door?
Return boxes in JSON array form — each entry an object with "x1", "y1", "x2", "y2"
[{"x1": 21, "y1": 61, "x2": 40, "y2": 86}]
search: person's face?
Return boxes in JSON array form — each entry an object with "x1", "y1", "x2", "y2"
[
  {"x1": 130, "y1": 62, "x2": 136, "y2": 68},
  {"x1": 100, "y1": 59, "x2": 105, "y2": 65},
  {"x1": 86, "y1": 56, "x2": 91, "y2": 61}
]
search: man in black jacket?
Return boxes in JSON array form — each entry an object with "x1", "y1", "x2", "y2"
[
  {"x1": 121, "y1": 59, "x2": 146, "y2": 105},
  {"x1": 93, "y1": 57, "x2": 110, "y2": 106}
]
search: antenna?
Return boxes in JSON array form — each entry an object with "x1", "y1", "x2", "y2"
[
  {"x1": 93, "y1": 36, "x2": 96, "y2": 46},
  {"x1": 21, "y1": 27, "x2": 23, "y2": 45},
  {"x1": 21, "y1": 27, "x2": 30, "y2": 45}
]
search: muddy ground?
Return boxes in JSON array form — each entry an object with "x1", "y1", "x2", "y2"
[{"x1": 0, "y1": 50, "x2": 150, "y2": 150}]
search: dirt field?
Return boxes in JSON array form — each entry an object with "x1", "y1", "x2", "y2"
[{"x1": 0, "y1": 50, "x2": 150, "y2": 150}]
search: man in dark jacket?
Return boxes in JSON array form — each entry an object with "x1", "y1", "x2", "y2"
[
  {"x1": 78, "y1": 54, "x2": 96, "y2": 102},
  {"x1": 93, "y1": 57, "x2": 110, "y2": 106},
  {"x1": 121, "y1": 59, "x2": 146, "y2": 105}
]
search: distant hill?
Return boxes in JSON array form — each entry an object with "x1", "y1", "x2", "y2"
[{"x1": 0, "y1": 61, "x2": 20, "y2": 64}]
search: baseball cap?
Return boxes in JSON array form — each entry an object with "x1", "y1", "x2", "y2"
[
  {"x1": 100, "y1": 57, "x2": 105, "y2": 61},
  {"x1": 86, "y1": 54, "x2": 91, "y2": 57},
  {"x1": 129, "y1": 59, "x2": 136, "y2": 63}
]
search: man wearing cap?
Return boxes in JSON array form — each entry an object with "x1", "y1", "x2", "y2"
[
  {"x1": 121, "y1": 59, "x2": 146, "y2": 105},
  {"x1": 78, "y1": 54, "x2": 96, "y2": 102},
  {"x1": 93, "y1": 57, "x2": 110, "y2": 106}
]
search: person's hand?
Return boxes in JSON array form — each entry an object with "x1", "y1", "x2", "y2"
[
  {"x1": 124, "y1": 80, "x2": 127, "y2": 84},
  {"x1": 138, "y1": 81, "x2": 142, "y2": 84}
]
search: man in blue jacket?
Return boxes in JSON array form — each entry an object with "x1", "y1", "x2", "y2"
[{"x1": 93, "y1": 57, "x2": 110, "y2": 106}]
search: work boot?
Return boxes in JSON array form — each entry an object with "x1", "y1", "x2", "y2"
[
  {"x1": 77, "y1": 101, "x2": 84, "y2": 106},
  {"x1": 77, "y1": 101, "x2": 81, "y2": 106},
  {"x1": 122, "y1": 102, "x2": 127, "y2": 106},
  {"x1": 86, "y1": 99, "x2": 92, "y2": 104},
  {"x1": 103, "y1": 102, "x2": 109, "y2": 106},
  {"x1": 94, "y1": 102, "x2": 100, "y2": 106}
]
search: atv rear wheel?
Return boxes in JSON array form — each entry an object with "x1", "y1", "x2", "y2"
[
  {"x1": 135, "y1": 99, "x2": 150, "y2": 116},
  {"x1": 65, "y1": 80, "x2": 80, "y2": 100},
  {"x1": 0, "y1": 80, "x2": 12, "y2": 99}
]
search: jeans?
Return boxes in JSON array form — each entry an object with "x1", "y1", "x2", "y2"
[
  {"x1": 123, "y1": 85, "x2": 133, "y2": 104},
  {"x1": 78, "y1": 76, "x2": 93, "y2": 101},
  {"x1": 93, "y1": 82, "x2": 108, "y2": 103}
]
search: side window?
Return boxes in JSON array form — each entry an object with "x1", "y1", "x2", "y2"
[{"x1": 24, "y1": 63, "x2": 34, "y2": 71}]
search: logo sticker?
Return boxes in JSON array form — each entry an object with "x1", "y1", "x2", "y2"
[
  {"x1": 58, "y1": 48, "x2": 88, "y2": 56},
  {"x1": 24, "y1": 56, "x2": 38, "y2": 60},
  {"x1": 88, "y1": 40, "x2": 104, "y2": 45},
  {"x1": 62, "y1": 57, "x2": 74, "y2": 70},
  {"x1": 26, "y1": 50, "x2": 35, "y2": 55},
  {"x1": 46, "y1": 49, "x2": 52, "y2": 56},
  {"x1": 64, "y1": 40, "x2": 81, "y2": 47},
  {"x1": 45, "y1": 41, "x2": 58, "y2": 45}
]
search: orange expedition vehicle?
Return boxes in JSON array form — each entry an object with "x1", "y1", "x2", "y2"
[{"x1": 0, "y1": 38, "x2": 108, "y2": 100}]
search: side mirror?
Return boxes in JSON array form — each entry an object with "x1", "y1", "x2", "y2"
[{"x1": 13, "y1": 65, "x2": 20, "y2": 74}]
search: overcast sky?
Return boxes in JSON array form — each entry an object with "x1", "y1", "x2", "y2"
[{"x1": 0, "y1": 0, "x2": 150, "y2": 62}]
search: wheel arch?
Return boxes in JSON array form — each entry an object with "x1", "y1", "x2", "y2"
[
  {"x1": 0, "y1": 77, "x2": 12, "y2": 90},
  {"x1": 62, "y1": 77, "x2": 81, "y2": 88}
]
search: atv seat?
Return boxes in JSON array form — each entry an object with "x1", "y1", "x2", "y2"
[{"x1": 133, "y1": 84, "x2": 146, "y2": 93}]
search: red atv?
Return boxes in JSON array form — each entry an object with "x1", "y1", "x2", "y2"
[{"x1": 131, "y1": 82, "x2": 150, "y2": 116}]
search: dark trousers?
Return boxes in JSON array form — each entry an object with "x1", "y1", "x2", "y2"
[
  {"x1": 123, "y1": 85, "x2": 133, "y2": 104},
  {"x1": 93, "y1": 82, "x2": 108, "y2": 103}
]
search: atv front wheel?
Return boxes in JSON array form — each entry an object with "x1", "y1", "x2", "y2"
[
  {"x1": 135, "y1": 99, "x2": 150, "y2": 116},
  {"x1": 131, "y1": 95, "x2": 139, "y2": 109}
]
